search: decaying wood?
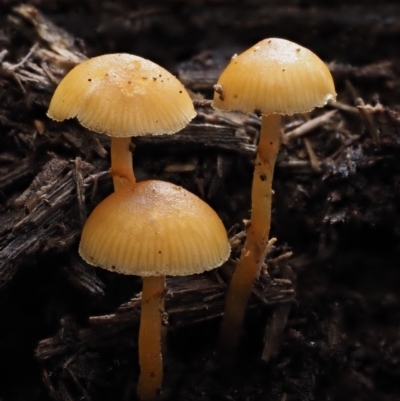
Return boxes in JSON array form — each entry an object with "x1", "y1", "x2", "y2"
[
  {"x1": 2, "y1": 3, "x2": 400, "y2": 400},
  {"x1": 262, "y1": 263, "x2": 295, "y2": 362},
  {"x1": 36, "y1": 270, "x2": 295, "y2": 361},
  {"x1": 135, "y1": 123, "x2": 254, "y2": 156},
  {"x1": 3, "y1": 4, "x2": 87, "y2": 88},
  {"x1": 0, "y1": 157, "x2": 107, "y2": 286}
]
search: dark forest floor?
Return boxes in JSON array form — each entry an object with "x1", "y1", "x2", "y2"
[{"x1": 1, "y1": 1, "x2": 400, "y2": 401}]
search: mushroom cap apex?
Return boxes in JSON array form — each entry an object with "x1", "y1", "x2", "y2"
[
  {"x1": 79, "y1": 180, "x2": 230, "y2": 276},
  {"x1": 212, "y1": 38, "x2": 336, "y2": 115},
  {"x1": 48, "y1": 53, "x2": 196, "y2": 137}
]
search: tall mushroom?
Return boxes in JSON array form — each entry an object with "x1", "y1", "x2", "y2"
[
  {"x1": 47, "y1": 53, "x2": 196, "y2": 190},
  {"x1": 212, "y1": 38, "x2": 336, "y2": 353},
  {"x1": 79, "y1": 180, "x2": 231, "y2": 400}
]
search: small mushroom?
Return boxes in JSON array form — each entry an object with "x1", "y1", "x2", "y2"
[
  {"x1": 79, "y1": 180, "x2": 230, "y2": 401},
  {"x1": 47, "y1": 53, "x2": 196, "y2": 191},
  {"x1": 212, "y1": 38, "x2": 336, "y2": 353}
]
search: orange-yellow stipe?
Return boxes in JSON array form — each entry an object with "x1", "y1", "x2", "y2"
[
  {"x1": 138, "y1": 276, "x2": 165, "y2": 401},
  {"x1": 213, "y1": 38, "x2": 336, "y2": 354},
  {"x1": 110, "y1": 137, "x2": 135, "y2": 190},
  {"x1": 219, "y1": 114, "x2": 281, "y2": 353}
]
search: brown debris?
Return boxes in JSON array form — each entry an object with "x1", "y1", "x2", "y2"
[
  {"x1": 0, "y1": 157, "x2": 103, "y2": 286},
  {"x1": 285, "y1": 110, "x2": 337, "y2": 140}
]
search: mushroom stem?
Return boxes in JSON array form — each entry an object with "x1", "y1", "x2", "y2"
[
  {"x1": 110, "y1": 137, "x2": 135, "y2": 191},
  {"x1": 219, "y1": 113, "x2": 281, "y2": 353},
  {"x1": 138, "y1": 275, "x2": 166, "y2": 401}
]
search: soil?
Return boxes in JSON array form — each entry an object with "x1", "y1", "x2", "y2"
[{"x1": 1, "y1": 1, "x2": 400, "y2": 401}]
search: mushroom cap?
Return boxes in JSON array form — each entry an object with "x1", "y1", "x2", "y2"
[
  {"x1": 79, "y1": 180, "x2": 230, "y2": 276},
  {"x1": 212, "y1": 38, "x2": 336, "y2": 115},
  {"x1": 47, "y1": 54, "x2": 196, "y2": 137}
]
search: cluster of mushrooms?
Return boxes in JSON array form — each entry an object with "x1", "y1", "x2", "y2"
[{"x1": 47, "y1": 39, "x2": 336, "y2": 400}]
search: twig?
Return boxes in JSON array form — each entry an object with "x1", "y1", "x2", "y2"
[
  {"x1": 193, "y1": 99, "x2": 213, "y2": 108},
  {"x1": 328, "y1": 135, "x2": 360, "y2": 161},
  {"x1": 72, "y1": 158, "x2": 86, "y2": 223},
  {"x1": 41, "y1": 61, "x2": 59, "y2": 85},
  {"x1": 262, "y1": 264, "x2": 296, "y2": 361},
  {"x1": 285, "y1": 110, "x2": 337, "y2": 140},
  {"x1": 328, "y1": 100, "x2": 359, "y2": 115},
  {"x1": 303, "y1": 138, "x2": 321, "y2": 172},
  {"x1": 66, "y1": 368, "x2": 92, "y2": 401},
  {"x1": 3, "y1": 43, "x2": 38, "y2": 71},
  {"x1": 41, "y1": 368, "x2": 59, "y2": 401},
  {"x1": 345, "y1": 80, "x2": 380, "y2": 141},
  {"x1": 357, "y1": 100, "x2": 380, "y2": 142},
  {"x1": 0, "y1": 50, "x2": 8, "y2": 63}
]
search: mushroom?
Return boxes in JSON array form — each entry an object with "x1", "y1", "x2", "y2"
[
  {"x1": 47, "y1": 53, "x2": 196, "y2": 190},
  {"x1": 212, "y1": 38, "x2": 336, "y2": 352},
  {"x1": 79, "y1": 180, "x2": 231, "y2": 400}
]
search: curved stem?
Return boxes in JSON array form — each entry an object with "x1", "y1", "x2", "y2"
[
  {"x1": 138, "y1": 276, "x2": 166, "y2": 401},
  {"x1": 110, "y1": 137, "x2": 135, "y2": 191},
  {"x1": 219, "y1": 113, "x2": 281, "y2": 354}
]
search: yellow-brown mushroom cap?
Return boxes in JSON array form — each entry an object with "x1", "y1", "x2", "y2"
[
  {"x1": 47, "y1": 54, "x2": 196, "y2": 137},
  {"x1": 212, "y1": 38, "x2": 336, "y2": 115},
  {"x1": 79, "y1": 180, "x2": 230, "y2": 276}
]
